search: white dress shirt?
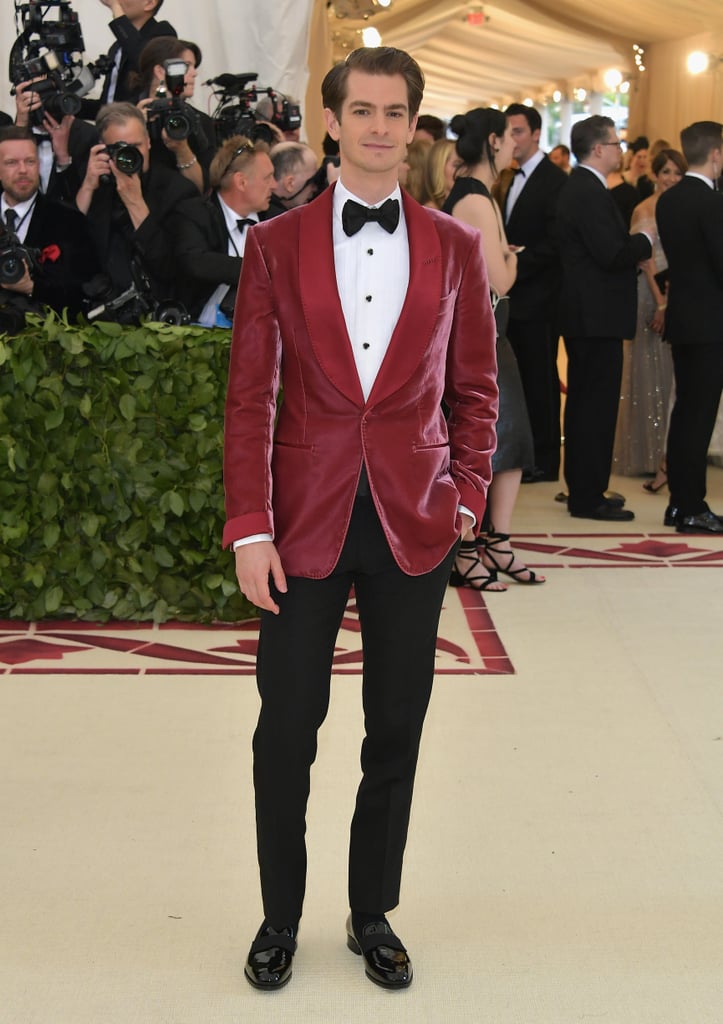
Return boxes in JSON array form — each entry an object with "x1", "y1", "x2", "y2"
[
  {"x1": 198, "y1": 197, "x2": 257, "y2": 327},
  {"x1": 1, "y1": 193, "x2": 37, "y2": 243},
  {"x1": 505, "y1": 148, "x2": 545, "y2": 221}
]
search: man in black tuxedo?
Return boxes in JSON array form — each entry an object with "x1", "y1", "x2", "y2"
[
  {"x1": 556, "y1": 115, "x2": 652, "y2": 521},
  {"x1": 656, "y1": 121, "x2": 723, "y2": 534},
  {"x1": 174, "y1": 136, "x2": 276, "y2": 324},
  {"x1": 76, "y1": 102, "x2": 197, "y2": 307},
  {"x1": 504, "y1": 103, "x2": 567, "y2": 482},
  {"x1": 80, "y1": 0, "x2": 176, "y2": 120},
  {"x1": 0, "y1": 128, "x2": 97, "y2": 331}
]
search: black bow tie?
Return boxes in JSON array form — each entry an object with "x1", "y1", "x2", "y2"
[
  {"x1": 237, "y1": 218, "x2": 257, "y2": 232},
  {"x1": 513, "y1": 167, "x2": 525, "y2": 177},
  {"x1": 342, "y1": 197, "x2": 400, "y2": 237}
]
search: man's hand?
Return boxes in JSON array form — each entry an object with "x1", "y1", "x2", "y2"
[
  {"x1": 1, "y1": 263, "x2": 33, "y2": 296},
  {"x1": 234, "y1": 541, "x2": 288, "y2": 615},
  {"x1": 43, "y1": 111, "x2": 73, "y2": 164},
  {"x1": 82, "y1": 142, "x2": 112, "y2": 192},
  {"x1": 14, "y1": 79, "x2": 44, "y2": 127}
]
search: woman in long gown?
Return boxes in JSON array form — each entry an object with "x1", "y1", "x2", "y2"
[
  {"x1": 613, "y1": 149, "x2": 686, "y2": 490},
  {"x1": 442, "y1": 107, "x2": 543, "y2": 591}
]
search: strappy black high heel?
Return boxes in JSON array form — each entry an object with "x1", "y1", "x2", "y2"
[
  {"x1": 479, "y1": 532, "x2": 545, "y2": 585},
  {"x1": 449, "y1": 539, "x2": 507, "y2": 592}
]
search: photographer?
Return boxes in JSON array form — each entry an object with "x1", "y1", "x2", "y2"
[
  {"x1": 80, "y1": 0, "x2": 177, "y2": 120},
  {"x1": 0, "y1": 127, "x2": 97, "y2": 332},
  {"x1": 13, "y1": 79, "x2": 98, "y2": 205},
  {"x1": 134, "y1": 37, "x2": 215, "y2": 194},
  {"x1": 173, "y1": 135, "x2": 275, "y2": 325},
  {"x1": 76, "y1": 101, "x2": 196, "y2": 303}
]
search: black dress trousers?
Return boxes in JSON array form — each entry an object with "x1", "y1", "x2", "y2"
[{"x1": 252, "y1": 494, "x2": 458, "y2": 926}]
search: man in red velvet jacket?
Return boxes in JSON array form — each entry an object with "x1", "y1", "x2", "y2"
[{"x1": 223, "y1": 47, "x2": 498, "y2": 992}]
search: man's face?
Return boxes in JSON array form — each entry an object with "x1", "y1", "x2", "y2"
[
  {"x1": 324, "y1": 70, "x2": 417, "y2": 181},
  {"x1": 119, "y1": 0, "x2": 155, "y2": 23},
  {"x1": 241, "y1": 152, "x2": 276, "y2": 212},
  {"x1": 102, "y1": 118, "x2": 150, "y2": 174},
  {"x1": 549, "y1": 146, "x2": 568, "y2": 170},
  {"x1": 0, "y1": 139, "x2": 40, "y2": 204},
  {"x1": 598, "y1": 129, "x2": 622, "y2": 174},
  {"x1": 507, "y1": 114, "x2": 540, "y2": 165}
]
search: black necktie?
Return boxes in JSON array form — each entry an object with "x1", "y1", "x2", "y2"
[
  {"x1": 237, "y1": 218, "x2": 256, "y2": 232},
  {"x1": 5, "y1": 208, "x2": 18, "y2": 234},
  {"x1": 342, "y1": 198, "x2": 400, "y2": 237}
]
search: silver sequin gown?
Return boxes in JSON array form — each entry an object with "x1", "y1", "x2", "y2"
[{"x1": 613, "y1": 219, "x2": 673, "y2": 476}]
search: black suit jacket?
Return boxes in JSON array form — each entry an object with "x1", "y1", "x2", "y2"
[
  {"x1": 80, "y1": 16, "x2": 177, "y2": 120},
  {"x1": 556, "y1": 166, "x2": 652, "y2": 339},
  {"x1": 174, "y1": 193, "x2": 274, "y2": 318},
  {"x1": 3, "y1": 192, "x2": 98, "y2": 317},
  {"x1": 85, "y1": 163, "x2": 197, "y2": 298},
  {"x1": 655, "y1": 174, "x2": 723, "y2": 347},
  {"x1": 504, "y1": 154, "x2": 567, "y2": 321}
]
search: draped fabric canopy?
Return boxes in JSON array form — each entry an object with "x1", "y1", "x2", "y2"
[{"x1": 327, "y1": 0, "x2": 723, "y2": 115}]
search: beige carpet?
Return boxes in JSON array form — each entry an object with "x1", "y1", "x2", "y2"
[{"x1": 1, "y1": 470, "x2": 722, "y2": 1024}]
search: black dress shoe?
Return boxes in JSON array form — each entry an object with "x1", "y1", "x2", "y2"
[
  {"x1": 569, "y1": 503, "x2": 635, "y2": 521},
  {"x1": 663, "y1": 505, "x2": 680, "y2": 527},
  {"x1": 244, "y1": 923, "x2": 296, "y2": 990},
  {"x1": 346, "y1": 915, "x2": 412, "y2": 989},
  {"x1": 676, "y1": 510, "x2": 723, "y2": 534}
]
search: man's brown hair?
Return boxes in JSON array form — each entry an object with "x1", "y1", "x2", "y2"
[
  {"x1": 210, "y1": 135, "x2": 270, "y2": 190},
  {"x1": 321, "y1": 47, "x2": 424, "y2": 122},
  {"x1": 679, "y1": 121, "x2": 723, "y2": 168}
]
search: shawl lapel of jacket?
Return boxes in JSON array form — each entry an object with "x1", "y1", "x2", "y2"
[
  {"x1": 366, "y1": 190, "x2": 442, "y2": 406},
  {"x1": 299, "y1": 185, "x2": 365, "y2": 408}
]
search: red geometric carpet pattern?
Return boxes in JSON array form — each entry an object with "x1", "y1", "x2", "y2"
[{"x1": 2, "y1": 533, "x2": 721, "y2": 677}]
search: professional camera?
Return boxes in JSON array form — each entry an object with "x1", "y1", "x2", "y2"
[
  {"x1": 144, "y1": 58, "x2": 204, "y2": 143},
  {"x1": 83, "y1": 266, "x2": 190, "y2": 327},
  {"x1": 0, "y1": 240, "x2": 40, "y2": 285},
  {"x1": 205, "y1": 72, "x2": 301, "y2": 146},
  {"x1": 8, "y1": 0, "x2": 101, "y2": 124},
  {"x1": 103, "y1": 141, "x2": 144, "y2": 177}
]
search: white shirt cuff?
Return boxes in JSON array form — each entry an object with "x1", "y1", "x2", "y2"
[{"x1": 232, "y1": 533, "x2": 273, "y2": 550}]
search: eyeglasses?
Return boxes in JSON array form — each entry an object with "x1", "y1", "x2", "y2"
[
  {"x1": 223, "y1": 141, "x2": 255, "y2": 178},
  {"x1": 600, "y1": 141, "x2": 623, "y2": 148}
]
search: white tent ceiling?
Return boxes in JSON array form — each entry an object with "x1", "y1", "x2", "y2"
[{"x1": 327, "y1": 0, "x2": 723, "y2": 116}]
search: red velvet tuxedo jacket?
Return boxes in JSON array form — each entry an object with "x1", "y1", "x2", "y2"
[{"x1": 222, "y1": 186, "x2": 498, "y2": 578}]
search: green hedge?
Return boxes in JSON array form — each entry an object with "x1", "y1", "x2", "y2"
[{"x1": 0, "y1": 312, "x2": 255, "y2": 623}]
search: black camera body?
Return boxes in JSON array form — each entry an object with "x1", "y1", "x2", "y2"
[
  {"x1": 83, "y1": 267, "x2": 190, "y2": 327},
  {"x1": 0, "y1": 240, "x2": 40, "y2": 286},
  {"x1": 102, "y1": 142, "x2": 144, "y2": 178},
  {"x1": 145, "y1": 60, "x2": 203, "y2": 144},
  {"x1": 8, "y1": 0, "x2": 100, "y2": 125}
]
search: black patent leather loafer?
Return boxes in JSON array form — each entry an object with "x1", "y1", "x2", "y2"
[
  {"x1": 676, "y1": 510, "x2": 723, "y2": 534},
  {"x1": 346, "y1": 915, "x2": 412, "y2": 989},
  {"x1": 244, "y1": 923, "x2": 296, "y2": 990}
]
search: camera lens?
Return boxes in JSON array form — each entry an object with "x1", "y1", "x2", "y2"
[
  {"x1": 112, "y1": 144, "x2": 143, "y2": 176},
  {"x1": 0, "y1": 252, "x2": 25, "y2": 285},
  {"x1": 58, "y1": 92, "x2": 82, "y2": 116},
  {"x1": 164, "y1": 112, "x2": 190, "y2": 141}
]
